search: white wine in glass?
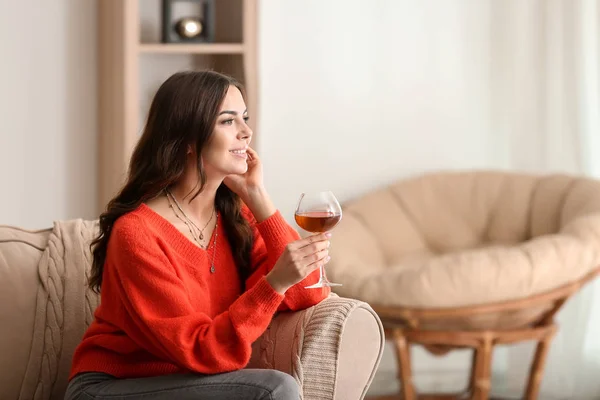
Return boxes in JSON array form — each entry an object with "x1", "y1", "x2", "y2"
[{"x1": 294, "y1": 191, "x2": 343, "y2": 288}]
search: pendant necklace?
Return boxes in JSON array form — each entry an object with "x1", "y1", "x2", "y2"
[{"x1": 165, "y1": 189, "x2": 218, "y2": 273}]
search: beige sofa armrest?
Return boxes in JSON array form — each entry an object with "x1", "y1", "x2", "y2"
[{"x1": 248, "y1": 294, "x2": 385, "y2": 400}]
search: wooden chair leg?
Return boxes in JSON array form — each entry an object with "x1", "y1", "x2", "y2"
[
  {"x1": 392, "y1": 329, "x2": 416, "y2": 400},
  {"x1": 463, "y1": 348, "x2": 477, "y2": 397},
  {"x1": 472, "y1": 338, "x2": 493, "y2": 400},
  {"x1": 525, "y1": 331, "x2": 556, "y2": 400}
]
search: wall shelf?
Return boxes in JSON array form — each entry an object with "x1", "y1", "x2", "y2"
[
  {"x1": 98, "y1": 0, "x2": 258, "y2": 210},
  {"x1": 138, "y1": 43, "x2": 245, "y2": 54}
]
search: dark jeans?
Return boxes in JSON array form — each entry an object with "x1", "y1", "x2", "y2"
[{"x1": 64, "y1": 369, "x2": 300, "y2": 400}]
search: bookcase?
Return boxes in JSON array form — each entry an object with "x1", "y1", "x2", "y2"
[{"x1": 97, "y1": 0, "x2": 258, "y2": 209}]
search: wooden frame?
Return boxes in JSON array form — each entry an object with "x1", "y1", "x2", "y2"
[
  {"x1": 97, "y1": 0, "x2": 258, "y2": 211},
  {"x1": 369, "y1": 267, "x2": 600, "y2": 400}
]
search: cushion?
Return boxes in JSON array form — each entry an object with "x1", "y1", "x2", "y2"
[
  {"x1": 327, "y1": 171, "x2": 600, "y2": 313},
  {"x1": 0, "y1": 226, "x2": 51, "y2": 400}
]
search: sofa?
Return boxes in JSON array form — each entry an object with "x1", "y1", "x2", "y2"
[{"x1": 0, "y1": 218, "x2": 384, "y2": 400}]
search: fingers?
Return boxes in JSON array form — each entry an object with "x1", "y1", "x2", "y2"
[
  {"x1": 247, "y1": 147, "x2": 258, "y2": 158},
  {"x1": 296, "y1": 238, "x2": 330, "y2": 260},
  {"x1": 305, "y1": 251, "x2": 331, "y2": 270},
  {"x1": 286, "y1": 233, "x2": 330, "y2": 251},
  {"x1": 275, "y1": 234, "x2": 332, "y2": 285},
  {"x1": 247, "y1": 147, "x2": 259, "y2": 163}
]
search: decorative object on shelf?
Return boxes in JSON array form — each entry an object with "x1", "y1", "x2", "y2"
[
  {"x1": 175, "y1": 17, "x2": 203, "y2": 39},
  {"x1": 162, "y1": 0, "x2": 215, "y2": 43}
]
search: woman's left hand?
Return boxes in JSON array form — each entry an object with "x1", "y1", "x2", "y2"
[
  {"x1": 223, "y1": 147, "x2": 264, "y2": 202},
  {"x1": 224, "y1": 148, "x2": 276, "y2": 222}
]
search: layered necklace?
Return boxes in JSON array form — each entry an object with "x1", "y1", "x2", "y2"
[{"x1": 165, "y1": 188, "x2": 218, "y2": 273}]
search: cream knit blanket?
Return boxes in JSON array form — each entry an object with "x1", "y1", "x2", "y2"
[{"x1": 19, "y1": 219, "x2": 99, "y2": 400}]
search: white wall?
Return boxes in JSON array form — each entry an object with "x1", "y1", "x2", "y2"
[
  {"x1": 259, "y1": 0, "x2": 502, "y2": 221},
  {"x1": 0, "y1": 0, "x2": 97, "y2": 229},
  {"x1": 258, "y1": 0, "x2": 512, "y2": 396},
  {"x1": 0, "y1": 0, "x2": 498, "y2": 232}
]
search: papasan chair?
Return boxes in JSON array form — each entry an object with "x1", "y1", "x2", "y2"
[{"x1": 326, "y1": 170, "x2": 600, "y2": 400}]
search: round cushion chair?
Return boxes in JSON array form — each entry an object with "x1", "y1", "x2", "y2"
[{"x1": 326, "y1": 170, "x2": 600, "y2": 400}]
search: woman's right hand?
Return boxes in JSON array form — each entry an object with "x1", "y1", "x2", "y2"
[{"x1": 266, "y1": 233, "x2": 331, "y2": 294}]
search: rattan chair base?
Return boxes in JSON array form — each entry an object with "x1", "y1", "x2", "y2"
[{"x1": 369, "y1": 268, "x2": 600, "y2": 400}]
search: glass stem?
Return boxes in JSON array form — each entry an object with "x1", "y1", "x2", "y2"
[
  {"x1": 318, "y1": 264, "x2": 326, "y2": 282},
  {"x1": 320, "y1": 237, "x2": 330, "y2": 282}
]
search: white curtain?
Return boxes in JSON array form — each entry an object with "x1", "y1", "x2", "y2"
[{"x1": 491, "y1": 1, "x2": 600, "y2": 398}]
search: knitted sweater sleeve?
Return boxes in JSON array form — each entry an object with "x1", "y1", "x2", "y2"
[
  {"x1": 105, "y1": 216, "x2": 284, "y2": 374},
  {"x1": 243, "y1": 208, "x2": 330, "y2": 311}
]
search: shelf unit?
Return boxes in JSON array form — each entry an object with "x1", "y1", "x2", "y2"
[
  {"x1": 138, "y1": 43, "x2": 245, "y2": 54},
  {"x1": 97, "y1": 0, "x2": 258, "y2": 210}
]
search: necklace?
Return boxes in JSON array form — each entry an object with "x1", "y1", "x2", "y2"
[
  {"x1": 165, "y1": 189, "x2": 214, "y2": 240},
  {"x1": 165, "y1": 189, "x2": 219, "y2": 273}
]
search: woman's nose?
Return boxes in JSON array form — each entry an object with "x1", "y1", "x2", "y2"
[{"x1": 239, "y1": 126, "x2": 253, "y2": 140}]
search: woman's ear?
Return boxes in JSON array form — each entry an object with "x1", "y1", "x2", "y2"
[{"x1": 187, "y1": 145, "x2": 193, "y2": 155}]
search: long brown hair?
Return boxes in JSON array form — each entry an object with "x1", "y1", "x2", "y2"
[{"x1": 89, "y1": 70, "x2": 253, "y2": 293}]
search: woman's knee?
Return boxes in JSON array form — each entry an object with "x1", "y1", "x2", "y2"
[{"x1": 262, "y1": 370, "x2": 299, "y2": 400}]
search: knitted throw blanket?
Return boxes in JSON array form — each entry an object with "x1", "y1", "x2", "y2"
[{"x1": 19, "y1": 219, "x2": 99, "y2": 400}]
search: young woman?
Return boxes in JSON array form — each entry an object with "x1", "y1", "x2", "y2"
[{"x1": 64, "y1": 70, "x2": 331, "y2": 400}]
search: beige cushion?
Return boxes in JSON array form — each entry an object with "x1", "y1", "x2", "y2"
[
  {"x1": 0, "y1": 226, "x2": 51, "y2": 400},
  {"x1": 327, "y1": 171, "x2": 600, "y2": 311}
]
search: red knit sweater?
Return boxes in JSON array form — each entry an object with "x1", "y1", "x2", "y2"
[{"x1": 69, "y1": 204, "x2": 329, "y2": 379}]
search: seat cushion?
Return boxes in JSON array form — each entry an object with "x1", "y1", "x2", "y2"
[
  {"x1": 332, "y1": 234, "x2": 598, "y2": 309},
  {"x1": 327, "y1": 171, "x2": 600, "y2": 326}
]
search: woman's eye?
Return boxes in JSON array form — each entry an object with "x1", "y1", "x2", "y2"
[
  {"x1": 222, "y1": 119, "x2": 234, "y2": 125},
  {"x1": 243, "y1": 116, "x2": 250, "y2": 123}
]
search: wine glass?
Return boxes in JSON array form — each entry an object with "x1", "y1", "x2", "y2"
[{"x1": 294, "y1": 191, "x2": 343, "y2": 288}]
